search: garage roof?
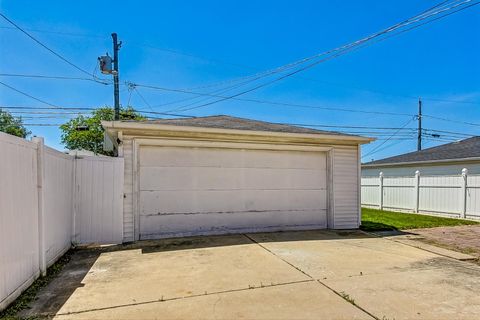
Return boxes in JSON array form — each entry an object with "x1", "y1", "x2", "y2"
[
  {"x1": 363, "y1": 136, "x2": 480, "y2": 166},
  {"x1": 102, "y1": 115, "x2": 374, "y2": 145},
  {"x1": 119, "y1": 115, "x2": 354, "y2": 135}
]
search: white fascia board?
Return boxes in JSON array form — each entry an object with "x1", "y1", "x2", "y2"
[{"x1": 101, "y1": 121, "x2": 375, "y2": 144}]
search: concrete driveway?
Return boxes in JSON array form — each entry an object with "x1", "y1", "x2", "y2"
[{"x1": 22, "y1": 230, "x2": 480, "y2": 319}]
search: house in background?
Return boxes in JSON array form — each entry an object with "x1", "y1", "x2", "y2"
[
  {"x1": 362, "y1": 136, "x2": 480, "y2": 177},
  {"x1": 103, "y1": 115, "x2": 373, "y2": 242}
]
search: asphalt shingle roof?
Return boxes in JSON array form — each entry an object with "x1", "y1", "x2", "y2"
[
  {"x1": 132, "y1": 115, "x2": 357, "y2": 136},
  {"x1": 364, "y1": 136, "x2": 480, "y2": 166}
]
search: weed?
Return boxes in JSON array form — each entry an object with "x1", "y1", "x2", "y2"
[{"x1": 339, "y1": 291, "x2": 356, "y2": 305}]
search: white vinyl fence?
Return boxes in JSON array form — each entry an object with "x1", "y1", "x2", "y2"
[
  {"x1": 361, "y1": 169, "x2": 480, "y2": 219},
  {"x1": 0, "y1": 132, "x2": 123, "y2": 311}
]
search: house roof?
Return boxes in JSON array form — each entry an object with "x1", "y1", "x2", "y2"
[{"x1": 363, "y1": 136, "x2": 480, "y2": 166}]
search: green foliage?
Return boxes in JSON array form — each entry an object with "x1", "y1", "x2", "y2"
[
  {"x1": 60, "y1": 107, "x2": 145, "y2": 155},
  {"x1": 360, "y1": 208, "x2": 479, "y2": 231},
  {"x1": 0, "y1": 109, "x2": 31, "y2": 138}
]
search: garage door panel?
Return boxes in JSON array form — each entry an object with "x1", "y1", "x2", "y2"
[
  {"x1": 140, "y1": 147, "x2": 326, "y2": 170},
  {"x1": 242, "y1": 150, "x2": 325, "y2": 169},
  {"x1": 140, "y1": 167, "x2": 326, "y2": 191},
  {"x1": 140, "y1": 189, "x2": 326, "y2": 215},
  {"x1": 139, "y1": 209, "x2": 327, "y2": 239},
  {"x1": 141, "y1": 147, "x2": 246, "y2": 168},
  {"x1": 242, "y1": 169, "x2": 326, "y2": 190},
  {"x1": 140, "y1": 190, "x2": 244, "y2": 215}
]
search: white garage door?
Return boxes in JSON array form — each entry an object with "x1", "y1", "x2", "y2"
[{"x1": 138, "y1": 146, "x2": 327, "y2": 239}]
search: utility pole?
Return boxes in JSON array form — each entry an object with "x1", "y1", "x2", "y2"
[
  {"x1": 112, "y1": 33, "x2": 121, "y2": 120},
  {"x1": 417, "y1": 97, "x2": 422, "y2": 151}
]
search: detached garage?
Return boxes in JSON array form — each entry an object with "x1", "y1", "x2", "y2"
[{"x1": 102, "y1": 116, "x2": 373, "y2": 242}]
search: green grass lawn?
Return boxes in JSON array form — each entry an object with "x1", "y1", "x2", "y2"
[{"x1": 360, "y1": 207, "x2": 479, "y2": 231}]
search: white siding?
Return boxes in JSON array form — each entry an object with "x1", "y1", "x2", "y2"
[
  {"x1": 122, "y1": 138, "x2": 135, "y2": 242},
  {"x1": 74, "y1": 156, "x2": 124, "y2": 244},
  {"x1": 333, "y1": 146, "x2": 360, "y2": 229},
  {"x1": 0, "y1": 133, "x2": 39, "y2": 311}
]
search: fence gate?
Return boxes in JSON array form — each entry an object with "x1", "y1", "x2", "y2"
[{"x1": 74, "y1": 156, "x2": 124, "y2": 244}]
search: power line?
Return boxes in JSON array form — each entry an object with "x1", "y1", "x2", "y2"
[
  {"x1": 363, "y1": 138, "x2": 416, "y2": 160},
  {"x1": 0, "y1": 80, "x2": 194, "y2": 118},
  {"x1": 124, "y1": 0, "x2": 480, "y2": 114},
  {"x1": 165, "y1": 0, "x2": 480, "y2": 113},
  {"x1": 0, "y1": 13, "x2": 108, "y2": 84},
  {"x1": 423, "y1": 114, "x2": 480, "y2": 127},
  {"x1": 3, "y1": 6, "x2": 477, "y2": 108},
  {"x1": 0, "y1": 81, "x2": 62, "y2": 108},
  {"x1": 0, "y1": 26, "x2": 105, "y2": 38},
  {"x1": 0, "y1": 73, "x2": 110, "y2": 84},
  {"x1": 423, "y1": 128, "x2": 476, "y2": 137},
  {"x1": 1, "y1": 105, "x2": 477, "y2": 138},
  {"x1": 131, "y1": 83, "x2": 415, "y2": 117},
  {"x1": 7, "y1": 111, "x2": 88, "y2": 115},
  {"x1": 132, "y1": 86, "x2": 156, "y2": 112},
  {"x1": 362, "y1": 117, "x2": 417, "y2": 159},
  {"x1": 1, "y1": 123, "x2": 63, "y2": 127},
  {"x1": 127, "y1": 43, "x2": 423, "y2": 106}
]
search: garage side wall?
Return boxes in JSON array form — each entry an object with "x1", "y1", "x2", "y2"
[{"x1": 333, "y1": 145, "x2": 360, "y2": 229}]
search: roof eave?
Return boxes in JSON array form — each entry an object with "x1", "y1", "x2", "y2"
[
  {"x1": 102, "y1": 120, "x2": 375, "y2": 144},
  {"x1": 362, "y1": 156, "x2": 480, "y2": 168}
]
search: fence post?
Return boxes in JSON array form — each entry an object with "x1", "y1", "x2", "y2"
[
  {"x1": 32, "y1": 137, "x2": 47, "y2": 277},
  {"x1": 414, "y1": 170, "x2": 420, "y2": 213},
  {"x1": 379, "y1": 172, "x2": 384, "y2": 210},
  {"x1": 461, "y1": 168, "x2": 468, "y2": 218}
]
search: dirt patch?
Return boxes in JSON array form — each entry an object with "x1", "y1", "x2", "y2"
[{"x1": 407, "y1": 225, "x2": 480, "y2": 264}]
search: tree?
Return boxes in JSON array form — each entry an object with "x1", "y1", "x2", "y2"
[
  {"x1": 60, "y1": 107, "x2": 145, "y2": 155},
  {"x1": 0, "y1": 108, "x2": 31, "y2": 138}
]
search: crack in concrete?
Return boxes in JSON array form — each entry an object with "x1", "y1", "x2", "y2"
[
  {"x1": 52, "y1": 233, "x2": 390, "y2": 319},
  {"x1": 54, "y1": 279, "x2": 315, "y2": 317},
  {"x1": 242, "y1": 233, "x2": 379, "y2": 320}
]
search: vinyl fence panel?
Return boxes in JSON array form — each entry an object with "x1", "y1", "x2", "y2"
[
  {"x1": 361, "y1": 169, "x2": 480, "y2": 219},
  {"x1": 43, "y1": 146, "x2": 74, "y2": 266},
  {"x1": 0, "y1": 133, "x2": 40, "y2": 310},
  {"x1": 383, "y1": 176, "x2": 415, "y2": 211},
  {"x1": 418, "y1": 175, "x2": 463, "y2": 215},
  {"x1": 360, "y1": 177, "x2": 379, "y2": 206},
  {"x1": 1, "y1": 133, "x2": 125, "y2": 311},
  {"x1": 467, "y1": 175, "x2": 480, "y2": 218}
]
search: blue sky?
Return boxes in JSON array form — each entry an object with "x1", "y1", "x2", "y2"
[{"x1": 0, "y1": 0, "x2": 479, "y2": 161}]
